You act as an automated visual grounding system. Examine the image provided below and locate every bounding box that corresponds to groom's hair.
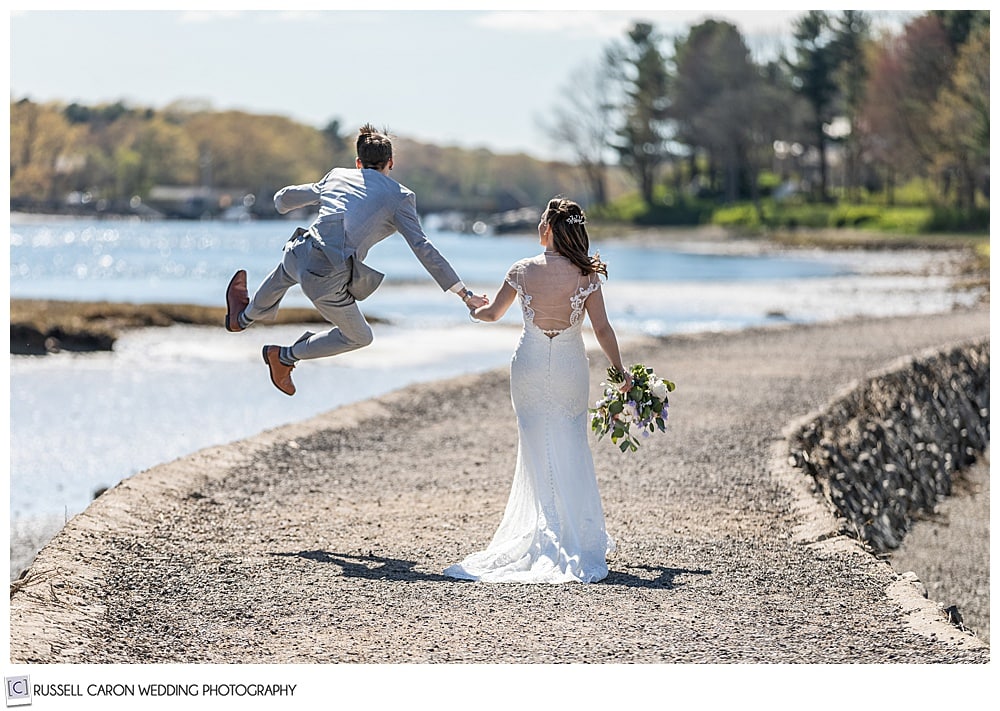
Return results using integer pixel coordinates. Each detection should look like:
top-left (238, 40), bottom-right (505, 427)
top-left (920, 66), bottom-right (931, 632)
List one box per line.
top-left (357, 124), bottom-right (393, 170)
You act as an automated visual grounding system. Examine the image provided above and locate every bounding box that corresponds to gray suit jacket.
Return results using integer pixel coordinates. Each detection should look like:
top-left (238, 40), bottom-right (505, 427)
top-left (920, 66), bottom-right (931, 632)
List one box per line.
top-left (273, 168), bottom-right (462, 296)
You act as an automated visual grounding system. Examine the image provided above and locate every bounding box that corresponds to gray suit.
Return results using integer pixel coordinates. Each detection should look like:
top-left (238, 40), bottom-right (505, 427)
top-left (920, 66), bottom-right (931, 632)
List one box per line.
top-left (244, 167), bottom-right (464, 361)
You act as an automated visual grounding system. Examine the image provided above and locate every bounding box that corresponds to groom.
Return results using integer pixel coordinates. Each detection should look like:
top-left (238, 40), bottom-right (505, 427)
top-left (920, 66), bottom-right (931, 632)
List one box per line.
top-left (225, 123), bottom-right (487, 396)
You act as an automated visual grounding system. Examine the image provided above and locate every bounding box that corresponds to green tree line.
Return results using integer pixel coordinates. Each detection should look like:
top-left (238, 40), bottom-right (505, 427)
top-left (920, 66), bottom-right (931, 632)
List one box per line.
top-left (542, 9), bottom-right (989, 230)
top-left (9, 99), bottom-right (591, 219)
top-left (10, 10), bottom-right (988, 231)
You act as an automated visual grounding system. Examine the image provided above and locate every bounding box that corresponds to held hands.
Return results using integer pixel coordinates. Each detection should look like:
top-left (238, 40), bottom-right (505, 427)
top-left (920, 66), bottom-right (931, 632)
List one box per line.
top-left (465, 294), bottom-right (489, 310)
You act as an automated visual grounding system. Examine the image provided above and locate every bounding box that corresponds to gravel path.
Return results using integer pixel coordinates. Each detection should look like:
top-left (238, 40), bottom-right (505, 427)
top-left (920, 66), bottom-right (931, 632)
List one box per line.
top-left (9, 308), bottom-right (989, 663)
top-left (890, 448), bottom-right (990, 643)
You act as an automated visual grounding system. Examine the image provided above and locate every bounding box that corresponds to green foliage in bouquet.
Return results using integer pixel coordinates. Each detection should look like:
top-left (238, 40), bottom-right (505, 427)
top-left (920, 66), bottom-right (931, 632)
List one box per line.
top-left (589, 364), bottom-right (675, 453)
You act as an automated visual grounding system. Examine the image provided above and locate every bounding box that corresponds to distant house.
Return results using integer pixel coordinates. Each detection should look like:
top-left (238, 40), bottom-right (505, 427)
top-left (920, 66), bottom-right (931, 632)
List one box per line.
top-left (145, 186), bottom-right (253, 220)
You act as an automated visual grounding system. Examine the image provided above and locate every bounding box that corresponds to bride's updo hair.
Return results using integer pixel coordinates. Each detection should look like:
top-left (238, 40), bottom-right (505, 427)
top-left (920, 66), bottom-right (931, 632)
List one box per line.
top-left (544, 197), bottom-right (608, 278)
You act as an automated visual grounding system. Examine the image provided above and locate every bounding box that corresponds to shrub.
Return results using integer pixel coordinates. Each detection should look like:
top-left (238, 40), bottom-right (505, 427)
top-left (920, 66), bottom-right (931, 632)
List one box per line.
top-left (712, 204), bottom-right (761, 228)
top-left (927, 207), bottom-right (990, 232)
top-left (892, 178), bottom-right (936, 206)
top-left (635, 203), bottom-right (713, 226)
top-left (829, 205), bottom-right (881, 228)
top-left (874, 207), bottom-right (933, 233)
top-left (775, 204), bottom-right (831, 228)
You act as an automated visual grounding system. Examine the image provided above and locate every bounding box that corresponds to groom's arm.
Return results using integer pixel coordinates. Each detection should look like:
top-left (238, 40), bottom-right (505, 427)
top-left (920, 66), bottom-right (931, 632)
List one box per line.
top-left (273, 170), bottom-right (335, 214)
top-left (273, 182), bottom-right (321, 214)
top-left (393, 192), bottom-right (464, 292)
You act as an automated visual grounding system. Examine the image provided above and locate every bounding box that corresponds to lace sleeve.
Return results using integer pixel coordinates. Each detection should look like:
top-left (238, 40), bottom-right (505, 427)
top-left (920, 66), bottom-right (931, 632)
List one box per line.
top-left (569, 273), bottom-right (602, 326)
top-left (505, 261), bottom-right (527, 293)
top-left (581, 272), bottom-right (603, 300)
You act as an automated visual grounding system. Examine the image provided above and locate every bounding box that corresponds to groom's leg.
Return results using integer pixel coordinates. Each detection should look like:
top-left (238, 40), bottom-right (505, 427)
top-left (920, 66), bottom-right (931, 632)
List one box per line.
top-left (244, 258), bottom-right (299, 324)
top-left (289, 300), bottom-right (374, 360)
top-left (263, 299), bottom-right (371, 396)
top-left (280, 258), bottom-right (374, 361)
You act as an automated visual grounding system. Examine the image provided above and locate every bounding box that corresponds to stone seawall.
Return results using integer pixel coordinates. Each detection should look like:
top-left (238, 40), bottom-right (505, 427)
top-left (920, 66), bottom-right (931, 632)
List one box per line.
top-left (789, 339), bottom-right (990, 553)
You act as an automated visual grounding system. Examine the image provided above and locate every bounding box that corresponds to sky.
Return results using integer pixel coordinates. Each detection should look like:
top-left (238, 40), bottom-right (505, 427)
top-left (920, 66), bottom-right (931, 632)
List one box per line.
top-left (9, 6), bottom-right (921, 161)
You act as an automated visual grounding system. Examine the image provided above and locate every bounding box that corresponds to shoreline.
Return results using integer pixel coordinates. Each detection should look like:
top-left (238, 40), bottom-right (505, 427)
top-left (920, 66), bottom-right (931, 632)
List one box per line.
top-left (8, 299), bottom-right (390, 355)
top-left (10, 308), bottom-right (989, 663)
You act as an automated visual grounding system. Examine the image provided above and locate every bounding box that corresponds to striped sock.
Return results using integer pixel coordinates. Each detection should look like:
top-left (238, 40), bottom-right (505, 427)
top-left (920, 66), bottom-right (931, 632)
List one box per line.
top-left (280, 332), bottom-right (312, 366)
top-left (237, 310), bottom-right (253, 329)
top-left (279, 346), bottom-right (298, 366)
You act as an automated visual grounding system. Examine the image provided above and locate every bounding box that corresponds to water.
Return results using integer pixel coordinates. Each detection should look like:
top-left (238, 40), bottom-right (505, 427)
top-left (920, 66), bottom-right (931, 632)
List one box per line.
top-left (10, 216), bottom-right (847, 321)
top-left (8, 215), bottom-right (982, 528)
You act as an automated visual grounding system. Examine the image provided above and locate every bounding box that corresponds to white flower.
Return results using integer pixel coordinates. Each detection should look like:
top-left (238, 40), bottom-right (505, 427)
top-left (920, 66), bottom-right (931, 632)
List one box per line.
top-left (650, 378), bottom-right (668, 400)
top-left (624, 402), bottom-right (640, 424)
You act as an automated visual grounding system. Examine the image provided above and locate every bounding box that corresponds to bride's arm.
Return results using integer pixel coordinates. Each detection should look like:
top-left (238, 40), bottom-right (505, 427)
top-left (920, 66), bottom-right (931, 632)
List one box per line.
top-left (584, 287), bottom-right (632, 390)
top-left (470, 282), bottom-right (517, 322)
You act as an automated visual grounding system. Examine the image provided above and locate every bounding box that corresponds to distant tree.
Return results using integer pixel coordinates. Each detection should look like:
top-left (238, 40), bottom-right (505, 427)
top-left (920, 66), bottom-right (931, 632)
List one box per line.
top-left (539, 58), bottom-right (617, 206)
top-left (931, 9), bottom-right (990, 53)
top-left (786, 11), bottom-right (841, 201)
top-left (861, 14), bottom-right (956, 204)
top-left (10, 99), bottom-right (85, 202)
top-left (607, 22), bottom-right (672, 207)
top-left (132, 119), bottom-right (200, 193)
top-left (63, 102), bottom-right (93, 125)
top-left (183, 110), bottom-right (330, 200)
top-left (930, 23), bottom-right (989, 209)
top-left (322, 118), bottom-right (352, 165)
top-left (829, 10), bottom-right (872, 200)
top-left (98, 101), bottom-right (132, 124)
top-left (9, 97), bottom-right (600, 218)
top-left (742, 62), bottom-right (806, 217)
top-left (671, 20), bottom-right (760, 203)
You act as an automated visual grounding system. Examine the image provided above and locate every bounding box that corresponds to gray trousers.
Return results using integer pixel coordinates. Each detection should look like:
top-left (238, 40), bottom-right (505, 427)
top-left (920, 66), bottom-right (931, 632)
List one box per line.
top-left (244, 234), bottom-right (373, 360)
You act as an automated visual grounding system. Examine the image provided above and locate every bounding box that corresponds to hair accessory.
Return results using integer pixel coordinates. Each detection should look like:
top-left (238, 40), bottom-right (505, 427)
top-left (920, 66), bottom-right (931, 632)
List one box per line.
top-left (565, 214), bottom-right (586, 225)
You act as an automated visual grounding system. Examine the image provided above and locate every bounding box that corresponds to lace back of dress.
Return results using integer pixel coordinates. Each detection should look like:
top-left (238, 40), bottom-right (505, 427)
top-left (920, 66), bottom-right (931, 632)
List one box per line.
top-left (507, 256), bottom-right (601, 338)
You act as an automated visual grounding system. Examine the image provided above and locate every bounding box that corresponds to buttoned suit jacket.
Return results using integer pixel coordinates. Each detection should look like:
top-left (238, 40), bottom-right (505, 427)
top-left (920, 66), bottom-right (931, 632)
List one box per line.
top-left (273, 167), bottom-right (461, 300)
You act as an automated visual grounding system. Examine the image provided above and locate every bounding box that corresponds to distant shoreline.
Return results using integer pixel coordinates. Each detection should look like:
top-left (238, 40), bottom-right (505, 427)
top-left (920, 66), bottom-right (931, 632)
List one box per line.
top-left (8, 299), bottom-right (387, 355)
top-left (12, 209), bottom-right (988, 248)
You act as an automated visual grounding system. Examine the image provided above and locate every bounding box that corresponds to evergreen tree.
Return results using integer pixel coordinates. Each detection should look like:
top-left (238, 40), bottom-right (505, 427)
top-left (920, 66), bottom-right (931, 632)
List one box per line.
top-left (786, 11), bottom-right (840, 202)
top-left (607, 22), bottom-right (672, 207)
top-left (672, 20), bottom-right (759, 203)
top-left (830, 10), bottom-right (871, 200)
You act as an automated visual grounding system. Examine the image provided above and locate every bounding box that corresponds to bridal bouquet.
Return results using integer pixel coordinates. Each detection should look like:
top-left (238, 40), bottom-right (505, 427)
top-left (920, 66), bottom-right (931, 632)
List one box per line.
top-left (590, 364), bottom-right (675, 453)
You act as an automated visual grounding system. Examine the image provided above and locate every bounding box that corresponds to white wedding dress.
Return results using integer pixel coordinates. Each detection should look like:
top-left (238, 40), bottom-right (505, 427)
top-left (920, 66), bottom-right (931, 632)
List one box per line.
top-left (444, 253), bottom-right (615, 583)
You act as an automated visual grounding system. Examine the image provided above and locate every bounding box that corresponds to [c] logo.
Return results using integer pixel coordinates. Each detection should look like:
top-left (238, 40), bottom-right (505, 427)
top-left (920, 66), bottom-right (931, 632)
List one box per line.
top-left (5, 677), bottom-right (31, 707)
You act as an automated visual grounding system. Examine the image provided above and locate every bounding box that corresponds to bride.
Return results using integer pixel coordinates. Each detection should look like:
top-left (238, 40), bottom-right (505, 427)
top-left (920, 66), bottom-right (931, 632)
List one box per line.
top-left (444, 197), bottom-right (632, 584)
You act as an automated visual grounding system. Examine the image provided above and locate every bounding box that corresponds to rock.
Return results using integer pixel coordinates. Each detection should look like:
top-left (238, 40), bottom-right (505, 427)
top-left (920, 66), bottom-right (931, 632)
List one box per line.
top-left (900, 571), bottom-right (928, 598)
top-left (789, 341), bottom-right (989, 554)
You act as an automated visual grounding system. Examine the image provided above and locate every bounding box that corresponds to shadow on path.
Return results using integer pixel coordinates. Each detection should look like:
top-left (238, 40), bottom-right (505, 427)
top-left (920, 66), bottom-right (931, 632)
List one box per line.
top-left (273, 550), bottom-right (709, 589)
top-left (604, 564), bottom-right (711, 589)
top-left (272, 550), bottom-right (453, 582)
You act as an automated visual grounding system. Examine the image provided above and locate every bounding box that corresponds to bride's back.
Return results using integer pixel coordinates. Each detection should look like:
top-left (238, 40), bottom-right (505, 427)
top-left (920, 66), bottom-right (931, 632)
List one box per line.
top-left (506, 253), bottom-right (601, 335)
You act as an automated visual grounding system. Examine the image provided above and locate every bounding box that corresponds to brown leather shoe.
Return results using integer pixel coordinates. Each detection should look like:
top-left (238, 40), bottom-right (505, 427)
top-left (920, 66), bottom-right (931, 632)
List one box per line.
top-left (225, 269), bottom-right (250, 332)
top-left (262, 345), bottom-right (295, 396)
